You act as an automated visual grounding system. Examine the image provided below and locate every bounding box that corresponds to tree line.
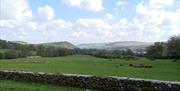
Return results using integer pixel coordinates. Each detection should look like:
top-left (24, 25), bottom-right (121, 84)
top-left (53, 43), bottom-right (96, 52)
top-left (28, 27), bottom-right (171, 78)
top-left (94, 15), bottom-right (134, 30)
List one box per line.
top-left (0, 35), bottom-right (179, 60)
top-left (0, 39), bottom-right (134, 59)
top-left (146, 35), bottom-right (180, 61)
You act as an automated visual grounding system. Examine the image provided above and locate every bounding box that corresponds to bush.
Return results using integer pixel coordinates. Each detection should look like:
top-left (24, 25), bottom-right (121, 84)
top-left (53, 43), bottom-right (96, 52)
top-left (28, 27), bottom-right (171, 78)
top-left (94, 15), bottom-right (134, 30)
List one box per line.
top-left (0, 52), bottom-right (4, 59)
top-left (4, 50), bottom-right (19, 59)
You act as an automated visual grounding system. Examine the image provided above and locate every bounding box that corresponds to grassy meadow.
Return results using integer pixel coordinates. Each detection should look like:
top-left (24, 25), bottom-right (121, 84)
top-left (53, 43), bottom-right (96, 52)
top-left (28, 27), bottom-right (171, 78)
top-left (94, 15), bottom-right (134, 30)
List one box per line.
top-left (0, 79), bottom-right (90, 91)
top-left (0, 55), bottom-right (180, 81)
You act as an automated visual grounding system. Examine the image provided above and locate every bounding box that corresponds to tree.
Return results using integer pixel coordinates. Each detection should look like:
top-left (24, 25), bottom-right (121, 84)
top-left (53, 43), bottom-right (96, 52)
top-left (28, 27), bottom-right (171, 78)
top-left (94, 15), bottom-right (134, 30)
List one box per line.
top-left (146, 42), bottom-right (165, 60)
top-left (37, 45), bottom-right (46, 56)
top-left (167, 35), bottom-right (180, 60)
top-left (126, 49), bottom-right (134, 56)
top-left (4, 50), bottom-right (18, 59)
top-left (0, 52), bottom-right (4, 59)
top-left (0, 40), bottom-right (7, 48)
top-left (124, 49), bottom-right (134, 60)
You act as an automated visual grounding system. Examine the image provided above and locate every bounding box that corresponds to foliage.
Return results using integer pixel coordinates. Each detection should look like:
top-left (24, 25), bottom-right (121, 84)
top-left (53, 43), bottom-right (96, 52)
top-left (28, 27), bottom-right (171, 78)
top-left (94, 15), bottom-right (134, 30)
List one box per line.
top-left (1, 35), bottom-right (179, 60)
top-left (146, 35), bottom-right (180, 60)
top-left (75, 48), bottom-right (135, 59)
top-left (4, 50), bottom-right (19, 59)
top-left (167, 35), bottom-right (180, 60)
top-left (0, 52), bottom-right (4, 59)
top-left (146, 42), bottom-right (165, 60)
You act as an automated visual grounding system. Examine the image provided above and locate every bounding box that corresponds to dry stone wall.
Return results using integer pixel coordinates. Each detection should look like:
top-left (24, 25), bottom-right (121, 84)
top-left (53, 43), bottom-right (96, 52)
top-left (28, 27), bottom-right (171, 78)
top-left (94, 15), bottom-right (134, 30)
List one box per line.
top-left (0, 70), bottom-right (180, 91)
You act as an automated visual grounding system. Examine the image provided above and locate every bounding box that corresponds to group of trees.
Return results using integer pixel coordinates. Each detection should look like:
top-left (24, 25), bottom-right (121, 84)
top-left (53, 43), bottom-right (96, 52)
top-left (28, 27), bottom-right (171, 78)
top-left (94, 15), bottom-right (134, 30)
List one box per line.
top-left (0, 39), bottom-right (136, 59)
top-left (36, 47), bottom-right (135, 59)
top-left (146, 35), bottom-right (180, 60)
top-left (0, 40), bottom-right (36, 51)
top-left (36, 46), bottom-right (73, 57)
top-left (0, 39), bottom-right (135, 59)
top-left (1, 35), bottom-right (179, 60)
top-left (74, 49), bottom-right (134, 59)
top-left (0, 40), bottom-right (38, 59)
top-left (0, 49), bottom-right (37, 59)
top-left (0, 40), bottom-right (74, 59)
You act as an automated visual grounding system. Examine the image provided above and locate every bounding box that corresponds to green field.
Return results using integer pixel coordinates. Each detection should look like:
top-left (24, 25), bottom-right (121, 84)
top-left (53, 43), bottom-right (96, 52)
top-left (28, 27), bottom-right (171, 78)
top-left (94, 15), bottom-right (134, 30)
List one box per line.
top-left (0, 80), bottom-right (88, 91)
top-left (0, 55), bottom-right (180, 81)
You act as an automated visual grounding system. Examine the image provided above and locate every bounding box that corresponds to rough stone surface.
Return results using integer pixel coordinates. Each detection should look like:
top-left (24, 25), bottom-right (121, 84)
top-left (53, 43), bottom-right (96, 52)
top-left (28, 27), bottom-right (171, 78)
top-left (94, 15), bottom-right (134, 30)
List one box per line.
top-left (0, 70), bottom-right (180, 91)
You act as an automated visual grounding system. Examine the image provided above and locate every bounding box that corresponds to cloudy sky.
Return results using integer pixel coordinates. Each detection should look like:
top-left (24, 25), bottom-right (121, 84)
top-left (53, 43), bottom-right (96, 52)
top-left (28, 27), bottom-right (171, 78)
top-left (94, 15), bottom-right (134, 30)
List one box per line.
top-left (0, 0), bottom-right (179, 44)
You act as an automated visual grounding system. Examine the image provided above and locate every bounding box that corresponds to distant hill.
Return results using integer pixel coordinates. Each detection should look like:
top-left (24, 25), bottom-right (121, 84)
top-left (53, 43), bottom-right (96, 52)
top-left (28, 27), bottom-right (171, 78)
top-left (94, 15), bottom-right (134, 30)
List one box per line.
top-left (12, 41), bottom-right (28, 45)
top-left (40, 41), bottom-right (77, 49)
top-left (78, 43), bottom-right (106, 49)
top-left (0, 39), bottom-right (77, 49)
top-left (77, 41), bottom-right (153, 52)
top-left (1, 39), bottom-right (152, 51)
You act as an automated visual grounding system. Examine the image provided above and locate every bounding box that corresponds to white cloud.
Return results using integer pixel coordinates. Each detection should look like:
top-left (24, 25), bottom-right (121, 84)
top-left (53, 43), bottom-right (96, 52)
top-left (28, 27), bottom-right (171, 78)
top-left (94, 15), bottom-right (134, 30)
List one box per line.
top-left (0, 0), bottom-right (34, 30)
top-left (69, 0), bottom-right (179, 42)
top-left (104, 13), bottom-right (114, 22)
top-left (21, 31), bottom-right (27, 36)
top-left (38, 5), bottom-right (54, 21)
top-left (62, 0), bottom-right (104, 11)
top-left (75, 18), bottom-right (111, 31)
top-left (118, 31), bottom-right (128, 36)
top-left (0, 20), bottom-right (16, 28)
top-left (0, 19), bottom-right (39, 31)
top-left (40, 19), bottom-right (73, 31)
top-left (25, 21), bottom-right (38, 30)
top-left (130, 0), bottom-right (179, 41)
top-left (42, 30), bottom-right (58, 39)
top-left (115, 0), bottom-right (127, 11)
top-left (1, 0), bottom-right (179, 43)
top-left (70, 31), bottom-right (88, 38)
top-left (150, 0), bottom-right (174, 6)
top-left (0, 0), bottom-right (32, 21)
top-left (68, 18), bottom-right (117, 42)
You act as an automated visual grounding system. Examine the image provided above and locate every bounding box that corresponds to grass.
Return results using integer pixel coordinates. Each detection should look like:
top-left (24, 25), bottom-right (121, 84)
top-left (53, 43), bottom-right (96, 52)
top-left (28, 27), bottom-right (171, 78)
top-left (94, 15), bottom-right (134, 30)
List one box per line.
top-left (0, 55), bottom-right (180, 81)
top-left (0, 79), bottom-right (88, 91)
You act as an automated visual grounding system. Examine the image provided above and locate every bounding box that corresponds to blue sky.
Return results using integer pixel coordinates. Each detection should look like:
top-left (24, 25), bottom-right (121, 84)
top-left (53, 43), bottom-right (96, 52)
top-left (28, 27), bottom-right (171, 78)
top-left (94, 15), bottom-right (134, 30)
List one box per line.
top-left (0, 0), bottom-right (179, 44)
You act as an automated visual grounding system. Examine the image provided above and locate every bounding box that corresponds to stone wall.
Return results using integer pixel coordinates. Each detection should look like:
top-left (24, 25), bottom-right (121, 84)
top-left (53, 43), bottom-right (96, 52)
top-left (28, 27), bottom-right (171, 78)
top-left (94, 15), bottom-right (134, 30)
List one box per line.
top-left (0, 70), bottom-right (180, 91)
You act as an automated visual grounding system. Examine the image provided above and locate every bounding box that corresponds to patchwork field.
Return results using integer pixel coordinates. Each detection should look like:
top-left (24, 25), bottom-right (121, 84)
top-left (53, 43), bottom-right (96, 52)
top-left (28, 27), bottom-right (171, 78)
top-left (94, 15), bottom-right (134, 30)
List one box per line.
top-left (0, 55), bottom-right (180, 81)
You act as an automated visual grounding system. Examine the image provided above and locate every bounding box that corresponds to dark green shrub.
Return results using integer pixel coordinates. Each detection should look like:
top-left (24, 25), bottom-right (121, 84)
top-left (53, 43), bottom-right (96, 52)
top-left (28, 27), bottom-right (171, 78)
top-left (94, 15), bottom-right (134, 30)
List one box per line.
top-left (4, 50), bottom-right (18, 59)
top-left (0, 52), bottom-right (4, 59)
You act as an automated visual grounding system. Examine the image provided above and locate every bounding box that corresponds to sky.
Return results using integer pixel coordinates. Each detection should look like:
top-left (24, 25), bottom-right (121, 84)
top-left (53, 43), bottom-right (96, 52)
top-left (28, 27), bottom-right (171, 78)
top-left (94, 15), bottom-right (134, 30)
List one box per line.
top-left (0, 0), bottom-right (179, 44)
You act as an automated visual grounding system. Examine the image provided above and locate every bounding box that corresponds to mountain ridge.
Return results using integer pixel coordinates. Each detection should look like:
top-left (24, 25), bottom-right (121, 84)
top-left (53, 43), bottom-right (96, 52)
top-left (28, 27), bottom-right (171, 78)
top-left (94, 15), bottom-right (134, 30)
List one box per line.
top-left (1, 39), bottom-right (153, 50)
top-left (6, 40), bottom-right (77, 49)
top-left (77, 41), bottom-right (154, 52)
top-left (40, 41), bottom-right (77, 49)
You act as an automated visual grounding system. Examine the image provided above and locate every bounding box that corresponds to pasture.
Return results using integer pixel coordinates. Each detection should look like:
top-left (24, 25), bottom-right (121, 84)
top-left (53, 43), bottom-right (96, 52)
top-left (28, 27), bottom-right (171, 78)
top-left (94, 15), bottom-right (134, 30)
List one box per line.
top-left (0, 55), bottom-right (180, 81)
top-left (0, 80), bottom-right (88, 91)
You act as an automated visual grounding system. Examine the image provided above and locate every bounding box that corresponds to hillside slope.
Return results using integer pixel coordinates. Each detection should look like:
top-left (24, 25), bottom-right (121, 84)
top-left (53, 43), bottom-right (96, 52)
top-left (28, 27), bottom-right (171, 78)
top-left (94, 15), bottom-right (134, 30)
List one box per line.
top-left (77, 41), bottom-right (153, 51)
top-left (40, 41), bottom-right (77, 49)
